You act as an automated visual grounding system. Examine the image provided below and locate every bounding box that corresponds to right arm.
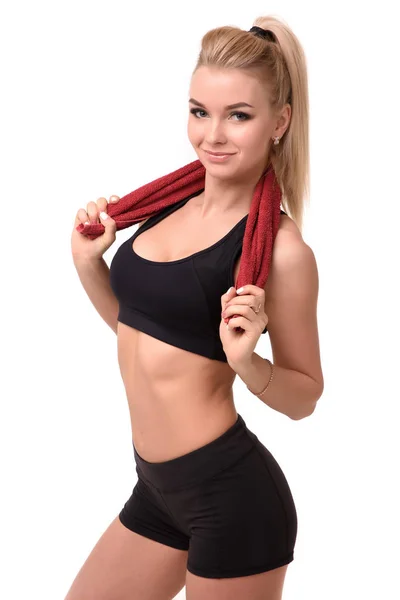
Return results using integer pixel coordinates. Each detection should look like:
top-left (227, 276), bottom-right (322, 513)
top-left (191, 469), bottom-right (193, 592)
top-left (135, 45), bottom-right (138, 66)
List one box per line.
top-left (73, 256), bottom-right (119, 334)
top-left (71, 194), bottom-right (149, 335)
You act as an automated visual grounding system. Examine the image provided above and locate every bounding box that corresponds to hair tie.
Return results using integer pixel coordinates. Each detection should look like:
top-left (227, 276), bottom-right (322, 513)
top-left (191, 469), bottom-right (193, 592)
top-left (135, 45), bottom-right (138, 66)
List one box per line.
top-left (248, 26), bottom-right (277, 43)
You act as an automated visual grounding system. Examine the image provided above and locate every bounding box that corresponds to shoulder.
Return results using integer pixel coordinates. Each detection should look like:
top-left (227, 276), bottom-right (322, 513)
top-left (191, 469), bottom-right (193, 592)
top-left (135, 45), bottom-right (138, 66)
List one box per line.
top-left (265, 212), bottom-right (319, 315)
top-left (271, 213), bottom-right (308, 268)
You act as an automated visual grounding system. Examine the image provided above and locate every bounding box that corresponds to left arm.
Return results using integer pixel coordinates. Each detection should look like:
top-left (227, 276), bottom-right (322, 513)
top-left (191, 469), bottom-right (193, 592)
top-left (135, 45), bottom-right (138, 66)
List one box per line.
top-left (233, 354), bottom-right (323, 420)
top-left (232, 229), bottom-right (324, 420)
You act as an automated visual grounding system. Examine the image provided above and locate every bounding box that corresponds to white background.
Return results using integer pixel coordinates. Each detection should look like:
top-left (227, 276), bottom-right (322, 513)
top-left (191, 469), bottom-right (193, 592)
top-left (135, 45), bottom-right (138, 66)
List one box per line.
top-left (1, 1), bottom-right (399, 598)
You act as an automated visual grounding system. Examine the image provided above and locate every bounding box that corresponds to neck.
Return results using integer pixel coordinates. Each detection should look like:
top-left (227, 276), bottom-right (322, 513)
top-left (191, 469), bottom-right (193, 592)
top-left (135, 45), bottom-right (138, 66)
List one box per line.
top-left (194, 161), bottom-right (270, 219)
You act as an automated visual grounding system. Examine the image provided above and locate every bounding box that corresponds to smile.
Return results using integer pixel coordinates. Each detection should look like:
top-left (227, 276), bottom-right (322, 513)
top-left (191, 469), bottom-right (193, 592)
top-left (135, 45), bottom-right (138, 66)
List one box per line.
top-left (204, 150), bottom-right (234, 162)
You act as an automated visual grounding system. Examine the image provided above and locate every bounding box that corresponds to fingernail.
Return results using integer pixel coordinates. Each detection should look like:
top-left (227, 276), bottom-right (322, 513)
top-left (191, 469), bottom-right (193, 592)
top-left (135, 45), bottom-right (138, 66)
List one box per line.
top-left (84, 221), bottom-right (90, 225)
top-left (100, 211), bottom-right (108, 219)
top-left (236, 287), bottom-right (244, 294)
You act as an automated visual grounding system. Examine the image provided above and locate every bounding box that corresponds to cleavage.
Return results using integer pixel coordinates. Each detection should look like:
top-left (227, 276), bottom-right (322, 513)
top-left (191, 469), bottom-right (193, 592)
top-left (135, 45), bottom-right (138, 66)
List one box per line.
top-left (131, 200), bottom-right (247, 263)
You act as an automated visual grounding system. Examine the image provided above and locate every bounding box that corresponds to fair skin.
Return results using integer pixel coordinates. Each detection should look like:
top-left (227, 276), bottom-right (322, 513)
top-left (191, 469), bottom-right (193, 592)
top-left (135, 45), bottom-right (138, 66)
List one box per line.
top-left (187, 65), bottom-right (291, 218)
top-left (66, 66), bottom-right (322, 599)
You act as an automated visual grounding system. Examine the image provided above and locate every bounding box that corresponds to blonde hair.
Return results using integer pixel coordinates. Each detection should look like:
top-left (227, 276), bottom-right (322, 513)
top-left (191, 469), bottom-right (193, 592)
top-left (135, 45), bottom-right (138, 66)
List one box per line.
top-left (192, 16), bottom-right (310, 233)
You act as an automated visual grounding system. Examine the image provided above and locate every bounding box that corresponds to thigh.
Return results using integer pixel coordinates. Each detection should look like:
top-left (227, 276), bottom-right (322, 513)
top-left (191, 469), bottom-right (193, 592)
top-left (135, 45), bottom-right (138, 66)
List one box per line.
top-left (186, 563), bottom-right (289, 600)
top-left (64, 516), bottom-right (188, 600)
top-left (64, 476), bottom-right (190, 600)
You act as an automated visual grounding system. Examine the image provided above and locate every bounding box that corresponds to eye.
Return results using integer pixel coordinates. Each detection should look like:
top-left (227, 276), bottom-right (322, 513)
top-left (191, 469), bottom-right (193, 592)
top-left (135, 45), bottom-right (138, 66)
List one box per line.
top-left (190, 108), bottom-right (207, 118)
top-left (230, 112), bottom-right (251, 122)
top-left (189, 108), bottom-right (251, 121)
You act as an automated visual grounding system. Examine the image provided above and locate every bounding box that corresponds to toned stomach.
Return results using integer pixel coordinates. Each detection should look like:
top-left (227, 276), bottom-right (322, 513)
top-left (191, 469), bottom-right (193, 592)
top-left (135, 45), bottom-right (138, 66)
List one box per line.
top-left (116, 321), bottom-right (238, 463)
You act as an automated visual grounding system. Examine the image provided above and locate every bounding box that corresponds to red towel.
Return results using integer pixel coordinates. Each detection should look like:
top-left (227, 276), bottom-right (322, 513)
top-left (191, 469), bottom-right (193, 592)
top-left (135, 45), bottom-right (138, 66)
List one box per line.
top-left (76, 158), bottom-right (283, 294)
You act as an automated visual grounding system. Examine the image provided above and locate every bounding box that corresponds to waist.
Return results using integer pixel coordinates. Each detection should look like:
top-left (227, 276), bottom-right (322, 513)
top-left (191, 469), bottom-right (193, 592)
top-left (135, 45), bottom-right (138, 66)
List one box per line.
top-left (117, 322), bottom-right (238, 460)
top-left (131, 398), bottom-right (238, 464)
top-left (133, 413), bottom-right (259, 491)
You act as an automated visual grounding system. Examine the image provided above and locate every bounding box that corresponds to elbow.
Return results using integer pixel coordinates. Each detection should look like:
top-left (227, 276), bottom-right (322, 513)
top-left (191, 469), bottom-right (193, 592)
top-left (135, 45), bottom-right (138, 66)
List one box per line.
top-left (290, 401), bottom-right (316, 421)
top-left (291, 381), bottom-right (324, 421)
top-left (291, 402), bottom-right (316, 421)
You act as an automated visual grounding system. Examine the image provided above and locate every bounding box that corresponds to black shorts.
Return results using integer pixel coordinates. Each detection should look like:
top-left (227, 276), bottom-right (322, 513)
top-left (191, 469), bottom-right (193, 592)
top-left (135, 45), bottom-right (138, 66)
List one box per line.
top-left (119, 413), bottom-right (297, 579)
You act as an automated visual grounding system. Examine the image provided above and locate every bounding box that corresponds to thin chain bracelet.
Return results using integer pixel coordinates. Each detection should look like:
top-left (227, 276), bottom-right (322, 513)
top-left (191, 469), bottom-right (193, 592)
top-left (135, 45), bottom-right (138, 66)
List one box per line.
top-left (247, 358), bottom-right (274, 397)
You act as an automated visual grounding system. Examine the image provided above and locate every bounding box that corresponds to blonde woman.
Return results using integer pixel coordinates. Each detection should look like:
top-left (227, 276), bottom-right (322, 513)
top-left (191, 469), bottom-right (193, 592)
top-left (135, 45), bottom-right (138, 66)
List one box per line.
top-left (68, 16), bottom-right (323, 600)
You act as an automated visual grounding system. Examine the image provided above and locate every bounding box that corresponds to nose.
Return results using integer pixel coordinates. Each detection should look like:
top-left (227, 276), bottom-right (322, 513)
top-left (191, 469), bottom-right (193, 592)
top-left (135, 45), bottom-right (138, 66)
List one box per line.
top-left (205, 119), bottom-right (227, 145)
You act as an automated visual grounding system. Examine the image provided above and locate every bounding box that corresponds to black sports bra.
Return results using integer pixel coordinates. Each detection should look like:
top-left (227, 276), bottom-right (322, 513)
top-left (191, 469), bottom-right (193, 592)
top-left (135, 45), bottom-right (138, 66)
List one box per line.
top-left (109, 188), bottom-right (286, 362)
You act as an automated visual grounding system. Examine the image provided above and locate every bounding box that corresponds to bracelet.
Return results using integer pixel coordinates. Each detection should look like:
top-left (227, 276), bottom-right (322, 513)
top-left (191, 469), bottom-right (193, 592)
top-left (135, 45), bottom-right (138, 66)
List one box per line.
top-left (246, 358), bottom-right (274, 398)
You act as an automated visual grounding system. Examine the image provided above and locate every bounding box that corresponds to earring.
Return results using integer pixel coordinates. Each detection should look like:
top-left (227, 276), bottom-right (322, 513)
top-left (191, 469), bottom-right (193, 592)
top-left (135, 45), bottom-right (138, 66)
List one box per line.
top-left (273, 136), bottom-right (280, 145)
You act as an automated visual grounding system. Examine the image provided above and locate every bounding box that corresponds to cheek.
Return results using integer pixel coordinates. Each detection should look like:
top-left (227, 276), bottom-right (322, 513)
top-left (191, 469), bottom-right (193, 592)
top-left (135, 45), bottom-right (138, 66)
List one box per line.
top-left (187, 119), bottom-right (202, 143)
top-left (240, 129), bottom-right (269, 159)
top-left (237, 123), bottom-right (263, 146)
top-left (187, 119), bottom-right (268, 157)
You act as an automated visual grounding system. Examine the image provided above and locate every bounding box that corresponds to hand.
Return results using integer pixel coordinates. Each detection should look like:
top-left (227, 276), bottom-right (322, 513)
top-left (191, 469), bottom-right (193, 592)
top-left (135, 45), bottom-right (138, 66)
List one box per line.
top-left (71, 195), bottom-right (120, 261)
top-left (219, 285), bottom-right (269, 369)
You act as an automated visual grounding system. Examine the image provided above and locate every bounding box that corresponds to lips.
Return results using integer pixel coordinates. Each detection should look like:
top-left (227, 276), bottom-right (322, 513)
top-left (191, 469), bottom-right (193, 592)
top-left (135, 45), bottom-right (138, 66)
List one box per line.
top-left (205, 150), bottom-right (234, 156)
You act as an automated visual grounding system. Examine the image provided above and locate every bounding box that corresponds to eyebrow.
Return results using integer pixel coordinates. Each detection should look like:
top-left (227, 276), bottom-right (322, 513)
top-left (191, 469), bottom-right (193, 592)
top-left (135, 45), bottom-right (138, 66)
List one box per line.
top-left (188, 98), bottom-right (255, 110)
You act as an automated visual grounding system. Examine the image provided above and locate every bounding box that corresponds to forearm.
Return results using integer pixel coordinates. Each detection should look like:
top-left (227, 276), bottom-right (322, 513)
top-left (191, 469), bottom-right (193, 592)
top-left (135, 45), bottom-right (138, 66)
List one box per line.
top-left (73, 257), bottom-right (119, 334)
top-left (232, 352), bottom-right (323, 420)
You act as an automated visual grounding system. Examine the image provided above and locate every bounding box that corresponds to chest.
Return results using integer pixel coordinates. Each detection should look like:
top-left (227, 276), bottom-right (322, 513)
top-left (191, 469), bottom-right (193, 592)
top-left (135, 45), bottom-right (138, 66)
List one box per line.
top-left (132, 204), bottom-right (247, 270)
top-left (110, 205), bottom-right (246, 361)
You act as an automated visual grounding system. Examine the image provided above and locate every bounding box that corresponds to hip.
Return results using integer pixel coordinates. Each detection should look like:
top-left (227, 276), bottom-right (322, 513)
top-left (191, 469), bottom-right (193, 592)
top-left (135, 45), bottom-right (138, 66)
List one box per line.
top-left (132, 413), bottom-right (298, 552)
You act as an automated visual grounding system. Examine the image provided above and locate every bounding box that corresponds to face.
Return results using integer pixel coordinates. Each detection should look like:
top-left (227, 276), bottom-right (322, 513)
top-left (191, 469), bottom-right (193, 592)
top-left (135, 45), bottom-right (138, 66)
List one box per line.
top-left (187, 66), bottom-right (280, 180)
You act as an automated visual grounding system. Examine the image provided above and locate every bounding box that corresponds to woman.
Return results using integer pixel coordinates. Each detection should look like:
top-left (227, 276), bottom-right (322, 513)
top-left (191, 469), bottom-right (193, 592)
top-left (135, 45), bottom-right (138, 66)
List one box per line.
top-left (68, 16), bottom-right (324, 600)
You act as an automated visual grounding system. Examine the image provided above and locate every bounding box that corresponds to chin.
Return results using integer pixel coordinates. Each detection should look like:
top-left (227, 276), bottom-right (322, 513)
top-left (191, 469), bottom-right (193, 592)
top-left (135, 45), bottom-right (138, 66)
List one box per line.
top-left (206, 168), bottom-right (243, 183)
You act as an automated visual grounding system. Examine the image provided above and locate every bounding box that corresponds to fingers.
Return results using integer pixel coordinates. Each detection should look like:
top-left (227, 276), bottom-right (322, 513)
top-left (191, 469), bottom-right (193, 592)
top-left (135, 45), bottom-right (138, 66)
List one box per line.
top-left (236, 284), bottom-right (265, 310)
top-left (96, 197), bottom-right (108, 214)
top-left (98, 209), bottom-right (117, 244)
top-left (98, 209), bottom-right (115, 227)
top-left (220, 286), bottom-right (237, 311)
top-left (236, 284), bottom-right (265, 299)
top-left (223, 303), bottom-right (259, 324)
top-left (95, 195), bottom-right (120, 212)
top-left (87, 200), bottom-right (101, 224)
top-left (74, 195), bottom-right (120, 228)
top-left (221, 284), bottom-right (267, 331)
top-left (222, 284), bottom-right (265, 310)
top-left (74, 207), bottom-right (90, 228)
top-left (224, 303), bottom-right (268, 333)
